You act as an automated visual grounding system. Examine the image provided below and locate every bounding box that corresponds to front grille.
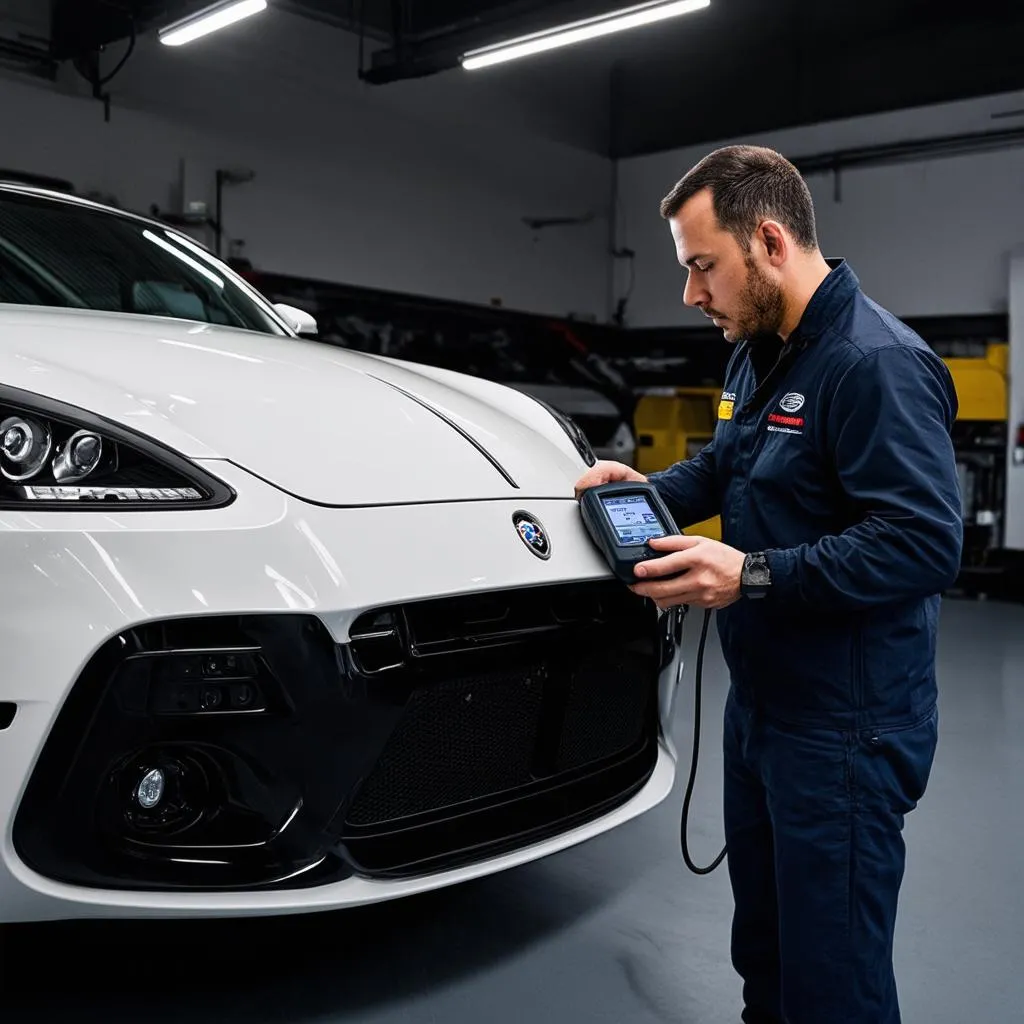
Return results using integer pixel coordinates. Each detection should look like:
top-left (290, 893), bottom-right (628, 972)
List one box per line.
top-left (15, 581), bottom-right (671, 891)
top-left (340, 583), bottom-right (661, 876)
top-left (555, 648), bottom-right (652, 770)
top-left (346, 667), bottom-right (546, 827)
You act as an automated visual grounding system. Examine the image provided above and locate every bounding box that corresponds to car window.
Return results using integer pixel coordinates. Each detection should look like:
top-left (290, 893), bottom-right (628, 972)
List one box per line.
top-left (0, 191), bottom-right (285, 335)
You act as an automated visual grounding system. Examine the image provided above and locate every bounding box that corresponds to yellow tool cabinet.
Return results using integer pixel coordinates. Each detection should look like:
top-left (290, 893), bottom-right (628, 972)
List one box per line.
top-left (633, 386), bottom-right (723, 540)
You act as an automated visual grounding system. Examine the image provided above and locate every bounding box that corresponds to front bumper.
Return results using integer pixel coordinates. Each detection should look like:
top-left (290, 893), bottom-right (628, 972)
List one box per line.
top-left (0, 462), bottom-right (682, 922)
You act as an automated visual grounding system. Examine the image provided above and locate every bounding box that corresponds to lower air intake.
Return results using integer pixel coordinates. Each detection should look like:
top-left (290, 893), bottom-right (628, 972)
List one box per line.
top-left (14, 581), bottom-right (671, 891)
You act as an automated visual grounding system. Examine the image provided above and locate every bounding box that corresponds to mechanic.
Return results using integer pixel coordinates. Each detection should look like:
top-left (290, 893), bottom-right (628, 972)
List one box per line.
top-left (575, 145), bottom-right (963, 1024)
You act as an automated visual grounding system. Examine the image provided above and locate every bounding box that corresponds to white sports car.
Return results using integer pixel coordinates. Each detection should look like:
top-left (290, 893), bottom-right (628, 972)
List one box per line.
top-left (0, 184), bottom-right (682, 923)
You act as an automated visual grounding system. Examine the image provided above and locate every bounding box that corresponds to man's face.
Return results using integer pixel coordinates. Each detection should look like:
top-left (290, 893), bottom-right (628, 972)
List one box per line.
top-left (669, 189), bottom-right (785, 343)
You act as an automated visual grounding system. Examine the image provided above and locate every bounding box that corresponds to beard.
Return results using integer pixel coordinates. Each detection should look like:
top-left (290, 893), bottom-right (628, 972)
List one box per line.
top-left (716, 256), bottom-right (786, 344)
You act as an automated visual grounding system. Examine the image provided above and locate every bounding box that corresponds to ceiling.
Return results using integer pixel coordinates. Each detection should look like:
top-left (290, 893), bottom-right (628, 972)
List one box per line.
top-left (17, 1), bottom-right (1024, 157)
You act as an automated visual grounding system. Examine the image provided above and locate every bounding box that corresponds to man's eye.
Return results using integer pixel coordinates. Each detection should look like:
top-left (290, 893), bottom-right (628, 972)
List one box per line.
top-left (696, 262), bottom-right (713, 273)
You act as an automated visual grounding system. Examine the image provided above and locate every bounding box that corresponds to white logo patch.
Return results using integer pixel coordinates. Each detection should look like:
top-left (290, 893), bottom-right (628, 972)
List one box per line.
top-left (779, 392), bottom-right (805, 413)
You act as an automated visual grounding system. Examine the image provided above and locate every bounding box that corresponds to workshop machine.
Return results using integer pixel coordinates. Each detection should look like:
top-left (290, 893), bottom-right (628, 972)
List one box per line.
top-left (633, 385), bottom-right (722, 541)
top-left (943, 343), bottom-right (1008, 589)
top-left (630, 338), bottom-right (1020, 598)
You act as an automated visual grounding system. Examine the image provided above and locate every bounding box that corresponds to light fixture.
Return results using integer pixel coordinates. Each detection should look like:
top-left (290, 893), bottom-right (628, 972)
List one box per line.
top-left (159, 0), bottom-right (268, 48)
top-left (461, 0), bottom-right (710, 70)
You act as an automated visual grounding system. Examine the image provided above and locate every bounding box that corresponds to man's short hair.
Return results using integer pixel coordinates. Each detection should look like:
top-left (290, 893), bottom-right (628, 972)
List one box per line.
top-left (660, 145), bottom-right (818, 253)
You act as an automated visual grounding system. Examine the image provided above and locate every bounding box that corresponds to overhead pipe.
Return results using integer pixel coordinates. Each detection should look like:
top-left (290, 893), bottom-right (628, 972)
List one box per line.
top-left (790, 126), bottom-right (1024, 201)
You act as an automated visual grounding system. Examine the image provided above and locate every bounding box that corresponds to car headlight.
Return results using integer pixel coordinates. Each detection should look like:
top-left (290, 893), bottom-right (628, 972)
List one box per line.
top-left (529, 398), bottom-right (596, 466)
top-left (0, 385), bottom-right (233, 510)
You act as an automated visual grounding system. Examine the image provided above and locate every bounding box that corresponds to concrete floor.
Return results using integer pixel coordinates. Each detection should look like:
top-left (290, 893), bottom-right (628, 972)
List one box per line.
top-left (2, 596), bottom-right (1022, 1022)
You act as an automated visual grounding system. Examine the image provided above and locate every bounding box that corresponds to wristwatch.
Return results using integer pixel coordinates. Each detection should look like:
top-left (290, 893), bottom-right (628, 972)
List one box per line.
top-left (741, 552), bottom-right (771, 599)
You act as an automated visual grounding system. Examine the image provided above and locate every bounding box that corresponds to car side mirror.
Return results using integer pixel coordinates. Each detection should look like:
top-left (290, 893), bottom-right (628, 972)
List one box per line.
top-left (274, 303), bottom-right (319, 338)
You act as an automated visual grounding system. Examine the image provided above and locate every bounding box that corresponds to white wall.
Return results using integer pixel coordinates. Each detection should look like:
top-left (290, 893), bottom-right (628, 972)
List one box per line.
top-left (615, 91), bottom-right (1024, 328)
top-left (0, 5), bottom-right (613, 320)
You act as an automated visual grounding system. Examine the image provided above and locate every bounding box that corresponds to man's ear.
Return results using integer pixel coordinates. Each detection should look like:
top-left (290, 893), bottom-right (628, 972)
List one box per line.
top-left (759, 220), bottom-right (788, 266)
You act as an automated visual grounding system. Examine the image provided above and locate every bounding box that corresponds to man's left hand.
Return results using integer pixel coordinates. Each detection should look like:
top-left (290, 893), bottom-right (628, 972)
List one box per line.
top-left (630, 535), bottom-right (746, 610)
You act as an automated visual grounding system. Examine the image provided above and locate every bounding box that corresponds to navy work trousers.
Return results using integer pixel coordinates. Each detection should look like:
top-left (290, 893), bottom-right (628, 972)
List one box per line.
top-left (722, 688), bottom-right (938, 1024)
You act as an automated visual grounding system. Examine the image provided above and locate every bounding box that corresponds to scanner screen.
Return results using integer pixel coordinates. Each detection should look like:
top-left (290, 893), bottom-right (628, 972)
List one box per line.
top-left (601, 494), bottom-right (667, 546)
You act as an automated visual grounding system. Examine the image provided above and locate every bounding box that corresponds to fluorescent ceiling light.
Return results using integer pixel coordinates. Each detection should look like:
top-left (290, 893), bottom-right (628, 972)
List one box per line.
top-left (159, 0), bottom-right (268, 47)
top-left (461, 0), bottom-right (710, 70)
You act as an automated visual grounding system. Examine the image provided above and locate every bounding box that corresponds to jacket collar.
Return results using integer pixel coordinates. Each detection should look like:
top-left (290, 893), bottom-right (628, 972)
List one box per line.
top-left (789, 257), bottom-right (859, 347)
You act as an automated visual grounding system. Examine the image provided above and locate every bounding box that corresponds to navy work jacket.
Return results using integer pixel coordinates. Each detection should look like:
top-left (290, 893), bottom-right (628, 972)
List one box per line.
top-left (649, 260), bottom-right (963, 729)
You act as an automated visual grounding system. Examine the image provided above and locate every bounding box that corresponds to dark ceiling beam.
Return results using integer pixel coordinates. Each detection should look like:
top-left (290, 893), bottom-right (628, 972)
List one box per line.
top-left (274, 0), bottom-right (392, 41)
top-left (354, 0), bottom-right (634, 84)
top-left (609, 6), bottom-right (1024, 158)
top-left (48, 1), bottom-right (207, 60)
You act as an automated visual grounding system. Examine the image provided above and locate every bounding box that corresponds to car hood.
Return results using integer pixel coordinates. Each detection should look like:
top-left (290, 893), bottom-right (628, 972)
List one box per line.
top-left (0, 308), bottom-right (583, 505)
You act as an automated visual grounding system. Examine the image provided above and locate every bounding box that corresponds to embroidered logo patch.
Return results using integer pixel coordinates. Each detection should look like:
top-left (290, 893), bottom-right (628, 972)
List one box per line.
top-left (779, 392), bottom-right (805, 413)
top-left (718, 391), bottom-right (737, 421)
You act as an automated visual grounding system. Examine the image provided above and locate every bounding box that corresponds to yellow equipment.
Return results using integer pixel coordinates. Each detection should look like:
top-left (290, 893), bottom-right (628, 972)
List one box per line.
top-left (941, 343), bottom-right (1009, 576)
top-left (632, 344), bottom-right (1011, 553)
top-left (634, 386), bottom-right (723, 540)
top-left (942, 343), bottom-right (1007, 422)
top-left (632, 344), bottom-right (1009, 560)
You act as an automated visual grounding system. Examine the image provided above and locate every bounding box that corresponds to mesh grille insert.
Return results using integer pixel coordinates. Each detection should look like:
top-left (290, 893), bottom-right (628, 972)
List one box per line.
top-left (346, 666), bottom-right (546, 826)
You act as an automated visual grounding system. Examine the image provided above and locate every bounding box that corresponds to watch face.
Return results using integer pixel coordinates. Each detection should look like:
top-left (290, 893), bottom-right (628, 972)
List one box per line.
top-left (744, 557), bottom-right (770, 587)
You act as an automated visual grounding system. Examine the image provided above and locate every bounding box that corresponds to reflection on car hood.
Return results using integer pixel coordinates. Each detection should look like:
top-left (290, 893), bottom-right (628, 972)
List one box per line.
top-left (0, 308), bottom-right (584, 505)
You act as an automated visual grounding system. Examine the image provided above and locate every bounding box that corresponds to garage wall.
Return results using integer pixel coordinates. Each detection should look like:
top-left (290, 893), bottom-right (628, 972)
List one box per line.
top-left (0, 6), bottom-right (613, 320)
top-left (615, 91), bottom-right (1024, 328)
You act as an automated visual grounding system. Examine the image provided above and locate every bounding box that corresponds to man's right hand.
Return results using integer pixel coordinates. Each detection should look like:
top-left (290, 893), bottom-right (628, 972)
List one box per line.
top-left (574, 460), bottom-right (648, 500)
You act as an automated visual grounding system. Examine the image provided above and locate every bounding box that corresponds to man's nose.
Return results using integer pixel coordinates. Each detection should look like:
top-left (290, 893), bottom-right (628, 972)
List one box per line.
top-left (683, 274), bottom-right (708, 308)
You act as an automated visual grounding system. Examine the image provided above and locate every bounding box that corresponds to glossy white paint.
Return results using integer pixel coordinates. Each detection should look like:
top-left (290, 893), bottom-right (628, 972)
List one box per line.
top-left (0, 307), bottom-right (589, 504)
top-left (0, 461), bottom-right (682, 921)
top-left (0, 191), bottom-right (681, 921)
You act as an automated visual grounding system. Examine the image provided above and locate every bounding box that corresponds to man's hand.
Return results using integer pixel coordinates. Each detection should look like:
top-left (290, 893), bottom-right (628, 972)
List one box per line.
top-left (630, 535), bottom-right (746, 610)
top-left (574, 460), bottom-right (647, 499)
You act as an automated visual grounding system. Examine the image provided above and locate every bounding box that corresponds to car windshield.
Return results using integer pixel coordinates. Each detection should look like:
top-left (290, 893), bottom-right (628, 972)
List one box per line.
top-left (0, 190), bottom-right (285, 334)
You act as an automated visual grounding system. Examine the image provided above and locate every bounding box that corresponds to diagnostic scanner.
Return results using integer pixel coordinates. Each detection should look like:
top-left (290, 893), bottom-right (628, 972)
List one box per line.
top-left (579, 481), bottom-right (681, 584)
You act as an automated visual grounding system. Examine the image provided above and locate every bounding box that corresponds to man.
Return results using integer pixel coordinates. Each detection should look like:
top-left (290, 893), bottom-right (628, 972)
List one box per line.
top-left (576, 145), bottom-right (962, 1024)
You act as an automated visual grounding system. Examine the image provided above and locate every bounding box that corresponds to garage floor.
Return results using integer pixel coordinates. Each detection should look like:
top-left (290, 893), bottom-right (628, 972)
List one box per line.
top-left (2, 596), bottom-right (1021, 1023)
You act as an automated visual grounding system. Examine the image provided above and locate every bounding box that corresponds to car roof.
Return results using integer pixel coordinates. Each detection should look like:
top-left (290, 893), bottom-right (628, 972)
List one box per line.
top-left (0, 181), bottom-right (199, 242)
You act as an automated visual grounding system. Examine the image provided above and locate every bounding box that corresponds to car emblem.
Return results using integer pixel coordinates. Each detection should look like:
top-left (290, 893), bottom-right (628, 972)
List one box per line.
top-left (779, 392), bottom-right (805, 413)
top-left (512, 511), bottom-right (551, 560)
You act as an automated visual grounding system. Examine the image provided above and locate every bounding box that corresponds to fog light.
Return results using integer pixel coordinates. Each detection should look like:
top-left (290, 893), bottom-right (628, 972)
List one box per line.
top-left (119, 754), bottom-right (210, 836)
top-left (201, 686), bottom-right (224, 710)
top-left (136, 768), bottom-right (165, 810)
